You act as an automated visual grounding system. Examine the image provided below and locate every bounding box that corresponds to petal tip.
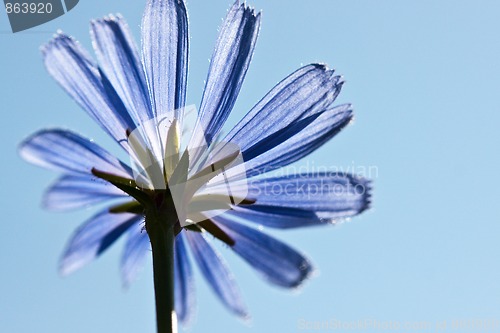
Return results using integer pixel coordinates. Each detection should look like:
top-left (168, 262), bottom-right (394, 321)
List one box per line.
top-left (40, 31), bottom-right (66, 55)
top-left (58, 259), bottom-right (77, 277)
top-left (290, 259), bottom-right (315, 289)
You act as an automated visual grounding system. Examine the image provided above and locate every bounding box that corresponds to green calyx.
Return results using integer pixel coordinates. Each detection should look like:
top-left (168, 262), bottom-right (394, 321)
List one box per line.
top-left (92, 122), bottom-right (256, 247)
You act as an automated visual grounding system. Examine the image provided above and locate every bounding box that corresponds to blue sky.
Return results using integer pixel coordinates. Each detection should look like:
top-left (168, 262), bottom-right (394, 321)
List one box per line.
top-left (1, 1), bottom-right (500, 332)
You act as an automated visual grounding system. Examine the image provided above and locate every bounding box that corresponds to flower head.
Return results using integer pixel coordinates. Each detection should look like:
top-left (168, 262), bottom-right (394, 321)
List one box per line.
top-left (19, 0), bottom-right (371, 325)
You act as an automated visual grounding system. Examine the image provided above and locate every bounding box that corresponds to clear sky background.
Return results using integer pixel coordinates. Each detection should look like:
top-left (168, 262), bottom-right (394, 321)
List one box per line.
top-left (1, 1), bottom-right (500, 332)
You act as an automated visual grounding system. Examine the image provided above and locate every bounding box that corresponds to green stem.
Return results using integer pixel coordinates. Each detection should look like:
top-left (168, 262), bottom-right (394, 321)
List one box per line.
top-left (146, 202), bottom-right (177, 333)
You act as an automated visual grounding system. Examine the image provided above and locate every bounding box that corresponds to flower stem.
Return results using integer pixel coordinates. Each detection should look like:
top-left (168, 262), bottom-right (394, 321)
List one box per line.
top-left (146, 200), bottom-right (177, 333)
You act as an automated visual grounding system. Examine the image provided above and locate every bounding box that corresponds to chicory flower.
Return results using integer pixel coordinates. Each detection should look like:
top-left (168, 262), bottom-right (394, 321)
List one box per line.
top-left (19, 0), bottom-right (371, 331)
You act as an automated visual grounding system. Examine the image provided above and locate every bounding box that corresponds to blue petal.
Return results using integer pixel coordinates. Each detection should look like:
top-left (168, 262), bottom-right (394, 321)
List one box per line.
top-left (205, 104), bottom-right (352, 184)
top-left (214, 217), bottom-right (313, 288)
top-left (90, 15), bottom-right (152, 128)
top-left (60, 210), bottom-right (141, 275)
top-left (120, 219), bottom-right (149, 287)
top-left (243, 104), bottom-right (353, 177)
top-left (248, 172), bottom-right (372, 218)
top-left (91, 15), bottom-right (165, 161)
top-left (241, 111), bottom-right (321, 161)
top-left (41, 34), bottom-right (136, 151)
top-left (220, 205), bottom-right (325, 229)
top-left (19, 129), bottom-right (133, 178)
top-left (185, 231), bottom-right (247, 317)
top-left (224, 64), bottom-right (342, 152)
top-left (201, 171), bottom-right (370, 226)
top-left (142, 0), bottom-right (188, 118)
top-left (174, 232), bottom-right (195, 324)
top-left (195, 1), bottom-right (261, 146)
top-left (43, 174), bottom-right (128, 211)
